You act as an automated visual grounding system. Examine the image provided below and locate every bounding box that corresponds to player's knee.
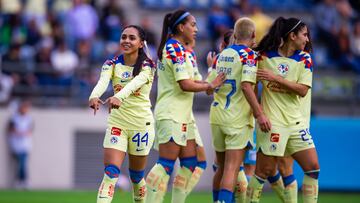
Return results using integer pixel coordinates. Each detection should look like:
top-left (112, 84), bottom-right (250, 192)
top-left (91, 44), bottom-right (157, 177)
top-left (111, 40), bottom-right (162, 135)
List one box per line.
top-left (197, 160), bottom-right (207, 170)
top-left (305, 169), bottom-right (320, 179)
top-left (267, 171), bottom-right (281, 184)
top-left (257, 164), bottom-right (277, 178)
top-left (180, 156), bottom-right (197, 172)
top-left (157, 157), bottom-right (176, 175)
top-left (129, 169), bottom-right (145, 184)
top-left (104, 165), bottom-right (120, 179)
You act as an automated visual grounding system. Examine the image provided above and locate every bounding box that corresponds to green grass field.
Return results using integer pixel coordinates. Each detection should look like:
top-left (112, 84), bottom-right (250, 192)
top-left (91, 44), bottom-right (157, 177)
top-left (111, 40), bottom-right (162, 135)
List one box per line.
top-left (0, 190), bottom-right (360, 203)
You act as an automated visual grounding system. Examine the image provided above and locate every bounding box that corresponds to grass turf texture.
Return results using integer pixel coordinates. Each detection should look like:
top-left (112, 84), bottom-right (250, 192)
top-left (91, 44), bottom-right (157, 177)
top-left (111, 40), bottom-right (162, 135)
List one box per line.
top-left (0, 190), bottom-right (360, 203)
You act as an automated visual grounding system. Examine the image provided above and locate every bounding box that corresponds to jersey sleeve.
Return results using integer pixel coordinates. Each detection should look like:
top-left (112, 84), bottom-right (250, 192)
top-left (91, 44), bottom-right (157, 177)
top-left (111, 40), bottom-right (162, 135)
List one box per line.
top-left (89, 60), bottom-right (113, 100)
top-left (165, 43), bottom-right (191, 81)
top-left (240, 51), bottom-right (257, 84)
top-left (297, 53), bottom-right (313, 88)
top-left (113, 61), bottom-right (155, 102)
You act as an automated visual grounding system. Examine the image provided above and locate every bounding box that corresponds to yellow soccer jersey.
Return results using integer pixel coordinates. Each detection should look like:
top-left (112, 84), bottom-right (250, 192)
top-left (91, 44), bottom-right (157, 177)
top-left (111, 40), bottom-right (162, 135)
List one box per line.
top-left (258, 50), bottom-right (313, 126)
top-left (154, 38), bottom-right (195, 123)
top-left (209, 44), bottom-right (257, 128)
top-left (186, 49), bottom-right (203, 81)
top-left (89, 55), bottom-right (155, 130)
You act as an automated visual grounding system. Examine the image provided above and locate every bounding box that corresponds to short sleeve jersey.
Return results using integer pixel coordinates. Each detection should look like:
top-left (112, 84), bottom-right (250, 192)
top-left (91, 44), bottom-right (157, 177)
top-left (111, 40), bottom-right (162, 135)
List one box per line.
top-left (209, 44), bottom-right (257, 128)
top-left (258, 50), bottom-right (313, 126)
top-left (89, 55), bottom-right (155, 130)
top-left (154, 38), bottom-right (195, 123)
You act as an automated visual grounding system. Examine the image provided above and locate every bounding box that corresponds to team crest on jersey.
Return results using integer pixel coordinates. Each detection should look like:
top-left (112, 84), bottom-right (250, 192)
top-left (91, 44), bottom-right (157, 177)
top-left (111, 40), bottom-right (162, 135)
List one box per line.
top-left (110, 136), bottom-right (118, 144)
top-left (122, 71), bottom-right (132, 79)
top-left (277, 63), bottom-right (289, 76)
top-left (246, 59), bottom-right (256, 67)
top-left (270, 144), bottom-right (277, 151)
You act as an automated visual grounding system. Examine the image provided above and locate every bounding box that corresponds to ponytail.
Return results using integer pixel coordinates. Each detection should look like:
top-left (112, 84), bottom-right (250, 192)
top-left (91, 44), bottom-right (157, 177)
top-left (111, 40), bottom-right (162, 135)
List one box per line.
top-left (157, 9), bottom-right (190, 60)
top-left (157, 13), bottom-right (172, 60)
top-left (255, 17), bottom-right (312, 53)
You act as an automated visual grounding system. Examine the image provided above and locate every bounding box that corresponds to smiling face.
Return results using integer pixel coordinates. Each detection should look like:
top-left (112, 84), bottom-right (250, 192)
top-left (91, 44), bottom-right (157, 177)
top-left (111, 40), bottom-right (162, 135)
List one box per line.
top-left (120, 27), bottom-right (143, 55)
top-left (178, 15), bottom-right (198, 43)
top-left (289, 26), bottom-right (309, 51)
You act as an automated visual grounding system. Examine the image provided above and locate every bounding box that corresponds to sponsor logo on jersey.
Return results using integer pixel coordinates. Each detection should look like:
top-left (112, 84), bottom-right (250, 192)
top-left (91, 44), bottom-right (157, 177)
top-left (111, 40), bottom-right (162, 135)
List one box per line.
top-left (270, 133), bottom-right (280, 142)
top-left (182, 123), bottom-right (187, 132)
top-left (111, 127), bottom-right (121, 136)
top-left (277, 63), bottom-right (289, 76)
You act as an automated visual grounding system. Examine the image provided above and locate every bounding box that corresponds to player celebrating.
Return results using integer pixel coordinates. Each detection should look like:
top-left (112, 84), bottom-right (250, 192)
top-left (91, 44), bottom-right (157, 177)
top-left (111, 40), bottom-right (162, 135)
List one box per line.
top-left (89, 25), bottom-right (155, 203)
top-left (145, 9), bottom-right (225, 203)
top-left (208, 17), bottom-right (271, 203)
top-left (246, 17), bottom-right (320, 203)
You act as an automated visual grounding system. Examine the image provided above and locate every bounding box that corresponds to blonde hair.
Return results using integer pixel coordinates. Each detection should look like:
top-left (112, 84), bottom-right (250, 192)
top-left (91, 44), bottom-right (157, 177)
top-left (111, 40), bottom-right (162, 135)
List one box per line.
top-left (233, 17), bottom-right (255, 41)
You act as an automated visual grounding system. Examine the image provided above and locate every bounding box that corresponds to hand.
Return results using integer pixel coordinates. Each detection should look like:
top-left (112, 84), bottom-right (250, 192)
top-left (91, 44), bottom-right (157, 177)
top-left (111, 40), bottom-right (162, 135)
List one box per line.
top-left (104, 97), bottom-right (122, 113)
top-left (256, 113), bottom-right (272, 132)
top-left (206, 51), bottom-right (216, 67)
top-left (257, 69), bottom-right (278, 82)
top-left (89, 98), bottom-right (104, 115)
top-left (209, 72), bottom-right (226, 90)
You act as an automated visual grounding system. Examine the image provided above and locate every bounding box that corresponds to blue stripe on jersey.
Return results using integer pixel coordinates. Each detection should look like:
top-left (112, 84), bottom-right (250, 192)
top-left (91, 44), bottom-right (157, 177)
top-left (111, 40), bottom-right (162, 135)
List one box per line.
top-left (227, 44), bottom-right (256, 66)
top-left (263, 50), bottom-right (313, 71)
top-left (114, 54), bottom-right (125, 65)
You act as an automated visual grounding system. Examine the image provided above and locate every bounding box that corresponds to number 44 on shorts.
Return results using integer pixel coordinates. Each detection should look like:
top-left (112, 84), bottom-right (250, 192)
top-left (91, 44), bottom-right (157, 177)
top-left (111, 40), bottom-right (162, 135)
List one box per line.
top-left (132, 132), bottom-right (149, 147)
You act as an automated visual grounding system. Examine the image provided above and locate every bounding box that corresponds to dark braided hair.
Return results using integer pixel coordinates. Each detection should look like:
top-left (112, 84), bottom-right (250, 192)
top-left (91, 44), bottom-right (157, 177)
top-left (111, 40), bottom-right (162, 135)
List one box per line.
top-left (255, 17), bottom-right (312, 53)
top-left (157, 9), bottom-right (190, 60)
top-left (123, 25), bottom-right (151, 76)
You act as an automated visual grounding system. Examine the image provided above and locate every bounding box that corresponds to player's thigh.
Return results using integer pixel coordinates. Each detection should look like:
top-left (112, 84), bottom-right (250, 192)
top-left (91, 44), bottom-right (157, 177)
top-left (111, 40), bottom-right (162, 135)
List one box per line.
top-left (128, 154), bottom-right (148, 171)
top-left (292, 148), bottom-right (320, 172)
top-left (254, 151), bottom-right (278, 178)
top-left (179, 139), bottom-right (197, 158)
top-left (103, 148), bottom-right (126, 168)
top-left (277, 156), bottom-right (294, 177)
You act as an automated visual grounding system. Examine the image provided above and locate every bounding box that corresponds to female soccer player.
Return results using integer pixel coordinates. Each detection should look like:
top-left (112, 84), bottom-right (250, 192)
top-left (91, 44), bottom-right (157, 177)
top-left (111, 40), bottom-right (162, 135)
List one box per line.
top-left (246, 17), bottom-right (320, 203)
top-left (89, 25), bottom-right (155, 203)
top-left (145, 9), bottom-right (225, 203)
top-left (208, 17), bottom-right (271, 203)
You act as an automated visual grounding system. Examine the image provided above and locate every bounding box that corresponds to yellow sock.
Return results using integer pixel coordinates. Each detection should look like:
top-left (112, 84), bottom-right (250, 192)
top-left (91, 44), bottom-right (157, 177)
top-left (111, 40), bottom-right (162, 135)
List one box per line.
top-left (268, 176), bottom-right (285, 202)
top-left (186, 166), bottom-right (204, 193)
top-left (284, 180), bottom-right (298, 203)
top-left (97, 173), bottom-right (118, 203)
top-left (171, 166), bottom-right (193, 203)
top-left (145, 164), bottom-right (170, 203)
top-left (132, 178), bottom-right (146, 203)
top-left (245, 175), bottom-right (265, 203)
top-left (302, 174), bottom-right (318, 203)
top-left (234, 169), bottom-right (248, 203)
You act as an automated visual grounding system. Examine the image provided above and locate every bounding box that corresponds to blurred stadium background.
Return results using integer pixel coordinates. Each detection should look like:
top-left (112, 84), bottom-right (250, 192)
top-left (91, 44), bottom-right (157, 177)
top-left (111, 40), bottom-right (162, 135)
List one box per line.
top-left (0, 0), bottom-right (360, 202)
